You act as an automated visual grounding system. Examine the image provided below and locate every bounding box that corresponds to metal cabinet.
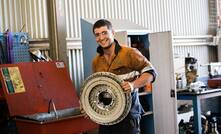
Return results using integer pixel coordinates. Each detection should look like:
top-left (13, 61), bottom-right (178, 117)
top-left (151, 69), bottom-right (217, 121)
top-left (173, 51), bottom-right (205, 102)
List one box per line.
top-left (81, 18), bottom-right (177, 134)
top-left (149, 31), bottom-right (178, 134)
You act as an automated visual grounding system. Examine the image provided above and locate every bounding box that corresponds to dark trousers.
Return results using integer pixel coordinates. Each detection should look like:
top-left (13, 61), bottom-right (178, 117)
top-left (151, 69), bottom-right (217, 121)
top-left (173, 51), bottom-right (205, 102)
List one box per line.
top-left (99, 114), bottom-right (141, 134)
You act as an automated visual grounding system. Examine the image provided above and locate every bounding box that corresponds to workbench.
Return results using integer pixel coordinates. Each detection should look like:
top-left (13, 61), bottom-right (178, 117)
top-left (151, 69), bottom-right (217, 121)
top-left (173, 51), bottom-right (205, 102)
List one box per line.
top-left (177, 88), bottom-right (221, 134)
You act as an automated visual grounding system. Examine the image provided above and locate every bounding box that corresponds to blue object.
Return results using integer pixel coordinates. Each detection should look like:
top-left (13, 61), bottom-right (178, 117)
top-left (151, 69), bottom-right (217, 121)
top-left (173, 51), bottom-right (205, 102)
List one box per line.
top-left (177, 89), bottom-right (221, 134)
top-left (0, 33), bottom-right (7, 63)
top-left (6, 32), bottom-right (31, 63)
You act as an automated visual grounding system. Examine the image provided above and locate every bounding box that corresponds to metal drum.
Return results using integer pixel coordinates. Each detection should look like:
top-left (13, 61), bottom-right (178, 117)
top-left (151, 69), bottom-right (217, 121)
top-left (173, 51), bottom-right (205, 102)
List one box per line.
top-left (80, 72), bottom-right (132, 125)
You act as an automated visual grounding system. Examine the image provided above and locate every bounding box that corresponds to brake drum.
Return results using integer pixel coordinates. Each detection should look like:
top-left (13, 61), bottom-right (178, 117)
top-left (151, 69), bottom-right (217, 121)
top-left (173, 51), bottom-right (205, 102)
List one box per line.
top-left (80, 72), bottom-right (132, 125)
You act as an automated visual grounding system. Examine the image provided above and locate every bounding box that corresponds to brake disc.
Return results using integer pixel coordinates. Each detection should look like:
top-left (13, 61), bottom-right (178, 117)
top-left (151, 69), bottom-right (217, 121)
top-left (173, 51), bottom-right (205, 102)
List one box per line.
top-left (80, 72), bottom-right (132, 125)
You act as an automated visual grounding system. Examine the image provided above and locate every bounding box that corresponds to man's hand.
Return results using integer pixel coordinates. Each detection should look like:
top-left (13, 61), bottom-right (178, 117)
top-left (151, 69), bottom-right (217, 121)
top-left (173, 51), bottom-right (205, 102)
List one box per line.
top-left (121, 81), bottom-right (134, 92)
top-left (121, 72), bottom-right (154, 93)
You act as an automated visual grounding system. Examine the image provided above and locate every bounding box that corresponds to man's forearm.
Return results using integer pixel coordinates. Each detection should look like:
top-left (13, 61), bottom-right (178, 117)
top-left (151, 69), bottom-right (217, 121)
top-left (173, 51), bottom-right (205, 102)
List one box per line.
top-left (132, 73), bottom-right (153, 89)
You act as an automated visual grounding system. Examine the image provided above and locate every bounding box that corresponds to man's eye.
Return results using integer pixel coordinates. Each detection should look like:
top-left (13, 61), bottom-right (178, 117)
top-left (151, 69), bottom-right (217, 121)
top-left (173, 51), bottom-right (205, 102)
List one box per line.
top-left (101, 31), bottom-right (108, 35)
top-left (94, 31), bottom-right (108, 37)
top-left (95, 33), bottom-right (100, 37)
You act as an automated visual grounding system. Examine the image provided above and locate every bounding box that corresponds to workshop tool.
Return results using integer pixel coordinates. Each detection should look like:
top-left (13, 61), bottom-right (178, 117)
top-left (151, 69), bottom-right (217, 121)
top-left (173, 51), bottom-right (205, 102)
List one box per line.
top-left (29, 49), bottom-right (48, 62)
top-left (185, 54), bottom-right (198, 86)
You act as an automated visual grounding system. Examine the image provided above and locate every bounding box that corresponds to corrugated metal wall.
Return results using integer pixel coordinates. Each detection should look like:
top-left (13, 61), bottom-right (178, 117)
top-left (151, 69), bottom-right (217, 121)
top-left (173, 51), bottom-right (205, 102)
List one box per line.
top-left (0, 0), bottom-right (210, 39)
top-left (0, 0), bottom-right (215, 42)
top-left (0, 0), bottom-right (48, 39)
top-left (0, 0), bottom-right (218, 89)
top-left (67, 39), bottom-right (84, 92)
top-left (65, 0), bottom-right (210, 38)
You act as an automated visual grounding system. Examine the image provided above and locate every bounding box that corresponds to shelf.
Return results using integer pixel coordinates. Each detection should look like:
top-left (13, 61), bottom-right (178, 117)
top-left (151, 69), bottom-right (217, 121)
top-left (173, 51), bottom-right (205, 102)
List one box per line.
top-left (142, 111), bottom-right (153, 116)
top-left (139, 91), bottom-right (152, 96)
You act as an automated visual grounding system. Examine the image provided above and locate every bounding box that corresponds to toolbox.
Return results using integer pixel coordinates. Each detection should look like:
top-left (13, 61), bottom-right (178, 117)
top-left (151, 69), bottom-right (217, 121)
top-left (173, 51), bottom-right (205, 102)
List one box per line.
top-left (0, 61), bottom-right (98, 134)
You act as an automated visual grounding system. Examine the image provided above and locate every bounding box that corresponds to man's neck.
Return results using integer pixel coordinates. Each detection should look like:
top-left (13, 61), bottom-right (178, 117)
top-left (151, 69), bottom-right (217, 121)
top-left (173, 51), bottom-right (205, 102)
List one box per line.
top-left (103, 42), bottom-right (115, 56)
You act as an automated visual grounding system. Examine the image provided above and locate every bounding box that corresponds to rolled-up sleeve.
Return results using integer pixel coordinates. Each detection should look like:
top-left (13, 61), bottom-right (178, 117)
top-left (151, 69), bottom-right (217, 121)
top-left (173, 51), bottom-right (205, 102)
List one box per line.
top-left (128, 48), bottom-right (157, 83)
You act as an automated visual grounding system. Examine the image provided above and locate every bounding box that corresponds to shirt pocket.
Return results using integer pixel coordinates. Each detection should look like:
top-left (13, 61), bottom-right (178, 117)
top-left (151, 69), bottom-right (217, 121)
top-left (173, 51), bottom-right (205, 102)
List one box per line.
top-left (110, 65), bottom-right (132, 75)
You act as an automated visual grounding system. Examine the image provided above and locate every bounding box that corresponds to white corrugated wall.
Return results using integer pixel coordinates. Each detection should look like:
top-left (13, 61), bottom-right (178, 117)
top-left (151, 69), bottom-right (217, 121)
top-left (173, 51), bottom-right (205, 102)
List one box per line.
top-left (0, 0), bottom-right (48, 39)
top-left (65, 0), bottom-right (210, 38)
top-left (0, 0), bottom-right (215, 44)
top-left (0, 0), bottom-right (218, 89)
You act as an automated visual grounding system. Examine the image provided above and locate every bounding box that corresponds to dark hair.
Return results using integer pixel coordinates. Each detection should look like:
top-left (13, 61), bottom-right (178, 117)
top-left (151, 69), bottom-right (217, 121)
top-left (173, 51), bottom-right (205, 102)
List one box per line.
top-left (92, 19), bottom-right (112, 33)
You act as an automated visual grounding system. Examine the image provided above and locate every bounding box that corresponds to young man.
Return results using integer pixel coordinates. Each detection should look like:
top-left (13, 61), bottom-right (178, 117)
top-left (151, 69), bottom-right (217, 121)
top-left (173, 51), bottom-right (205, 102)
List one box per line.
top-left (92, 19), bottom-right (157, 134)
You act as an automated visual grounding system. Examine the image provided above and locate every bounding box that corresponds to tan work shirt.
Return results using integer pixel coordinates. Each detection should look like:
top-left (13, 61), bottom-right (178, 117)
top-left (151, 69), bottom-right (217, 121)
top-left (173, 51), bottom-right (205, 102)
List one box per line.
top-left (92, 43), bottom-right (154, 81)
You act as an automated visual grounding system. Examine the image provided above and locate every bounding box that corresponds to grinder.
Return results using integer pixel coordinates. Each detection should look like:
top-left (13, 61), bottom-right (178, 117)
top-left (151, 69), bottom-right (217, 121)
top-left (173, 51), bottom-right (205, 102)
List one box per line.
top-left (185, 54), bottom-right (198, 86)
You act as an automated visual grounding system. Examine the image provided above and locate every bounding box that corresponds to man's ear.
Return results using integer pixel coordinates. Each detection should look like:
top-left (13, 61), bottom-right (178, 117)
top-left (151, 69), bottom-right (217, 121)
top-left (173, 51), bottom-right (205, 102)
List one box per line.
top-left (112, 29), bottom-right (115, 35)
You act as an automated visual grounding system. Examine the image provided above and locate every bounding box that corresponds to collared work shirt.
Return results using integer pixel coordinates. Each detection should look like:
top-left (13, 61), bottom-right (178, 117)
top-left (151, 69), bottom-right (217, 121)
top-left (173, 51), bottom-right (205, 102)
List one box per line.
top-left (92, 41), bottom-right (156, 116)
top-left (92, 44), bottom-right (154, 80)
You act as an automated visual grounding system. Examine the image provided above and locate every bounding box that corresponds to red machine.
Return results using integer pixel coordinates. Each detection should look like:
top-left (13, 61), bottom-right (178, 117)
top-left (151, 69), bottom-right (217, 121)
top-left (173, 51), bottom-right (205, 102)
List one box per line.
top-left (0, 61), bottom-right (98, 134)
top-left (208, 63), bottom-right (221, 89)
top-left (208, 78), bottom-right (221, 89)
